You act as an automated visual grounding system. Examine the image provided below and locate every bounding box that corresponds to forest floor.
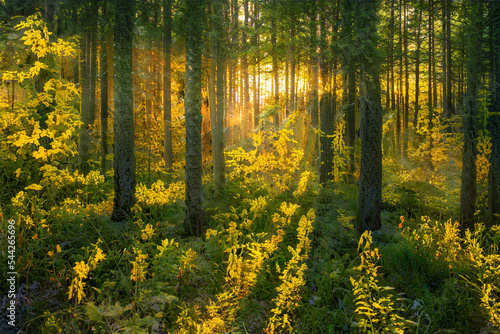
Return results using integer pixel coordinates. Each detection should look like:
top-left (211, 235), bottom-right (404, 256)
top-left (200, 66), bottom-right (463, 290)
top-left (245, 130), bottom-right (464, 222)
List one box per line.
top-left (1, 130), bottom-right (499, 334)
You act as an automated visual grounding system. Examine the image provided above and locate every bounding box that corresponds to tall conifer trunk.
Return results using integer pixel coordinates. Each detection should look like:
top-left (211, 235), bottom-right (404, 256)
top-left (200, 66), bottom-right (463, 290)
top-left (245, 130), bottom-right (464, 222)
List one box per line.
top-left (211, 0), bottom-right (225, 197)
top-left (460, 1), bottom-right (482, 232)
top-left (184, 0), bottom-right (204, 236)
top-left (489, 0), bottom-right (500, 225)
top-left (79, 27), bottom-right (91, 175)
top-left (319, 2), bottom-right (334, 185)
top-left (356, 0), bottom-right (383, 232)
top-left (242, 0), bottom-right (249, 137)
top-left (403, 0), bottom-right (409, 159)
top-left (414, 6), bottom-right (422, 129)
top-left (111, 0), bottom-right (135, 222)
top-left (163, 0), bottom-right (173, 175)
top-left (271, 3), bottom-right (279, 126)
top-left (342, 0), bottom-right (356, 183)
top-left (100, 2), bottom-right (109, 176)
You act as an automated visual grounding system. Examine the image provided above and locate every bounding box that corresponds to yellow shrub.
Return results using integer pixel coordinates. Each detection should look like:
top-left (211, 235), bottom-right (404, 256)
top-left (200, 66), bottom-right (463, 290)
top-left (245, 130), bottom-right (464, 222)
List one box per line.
top-left (265, 209), bottom-right (315, 334)
top-left (136, 180), bottom-right (185, 207)
top-left (476, 133), bottom-right (492, 184)
top-left (350, 231), bottom-right (407, 334)
top-left (226, 128), bottom-right (304, 193)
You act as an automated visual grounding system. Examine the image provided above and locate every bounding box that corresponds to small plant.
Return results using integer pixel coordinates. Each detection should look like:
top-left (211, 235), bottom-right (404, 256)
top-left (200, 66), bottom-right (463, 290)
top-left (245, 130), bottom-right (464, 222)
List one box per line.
top-left (68, 240), bottom-right (106, 304)
top-left (265, 209), bottom-right (315, 334)
top-left (350, 231), bottom-right (408, 334)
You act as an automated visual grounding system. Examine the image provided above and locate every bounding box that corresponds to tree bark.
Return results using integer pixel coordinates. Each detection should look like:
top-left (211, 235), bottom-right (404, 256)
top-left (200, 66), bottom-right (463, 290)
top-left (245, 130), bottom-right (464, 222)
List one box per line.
top-left (356, 0), bottom-right (383, 233)
top-left (428, 0), bottom-right (434, 170)
top-left (163, 0), bottom-right (173, 175)
top-left (342, 0), bottom-right (356, 183)
top-left (308, 5), bottom-right (319, 163)
top-left (319, 3), bottom-right (334, 185)
top-left (309, 9), bottom-right (319, 131)
top-left (184, 0), bottom-right (204, 236)
top-left (489, 0), bottom-right (500, 225)
top-left (446, 0), bottom-right (453, 116)
top-left (460, 1), bottom-right (482, 232)
top-left (89, 1), bottom-right (98, 127)
top-left (253, 0), bottom-right (260, 130)
top-left (100, 2), bottom-right (109, 176)
top-left (79, 28), bottom-right (91, 175)
top-left (242, 0), bottom-right (249, 137)
top-left (414, 5), bottom-right (422, 129)
top-left (111, 0), bottom-right (135, 222)
top-left (211, 0), bottom-right (225, 197)
top-left (442, 0), bottom-right (448, 118)
top-left (271, 5), bottom-right (280, 126)
top-left (403, 0), bottom-right (409, 159)
top-left (396, 0), bottom-right (402, 158)
top-left (290, 24), bottom-right (296, 115)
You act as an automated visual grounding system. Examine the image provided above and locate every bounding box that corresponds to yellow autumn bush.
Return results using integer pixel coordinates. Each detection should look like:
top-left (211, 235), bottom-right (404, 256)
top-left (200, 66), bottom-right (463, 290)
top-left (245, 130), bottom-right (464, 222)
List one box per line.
top-left (226, 128), bottom-right (304, 194)
top-left (135, 180), bottom-right (185, 207)
top-left (0, 15), bottom-right (80, 166)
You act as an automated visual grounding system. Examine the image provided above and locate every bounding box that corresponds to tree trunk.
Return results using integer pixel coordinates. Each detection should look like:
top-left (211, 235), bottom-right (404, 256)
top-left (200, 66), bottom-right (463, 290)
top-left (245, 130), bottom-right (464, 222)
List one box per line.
top-left (446, 0), bottom-right (453, 116)
top-left (285, 32), bottom-right (290, 118)
top-left (428, 0), bottom-right (434, 170)
top-left (111, 0), bottom-right (135, 222)
top-left (414, 5), bottom-right (422, 129)
top-left (442, 0), bottom-right (448, 118)
top-left (489, 0), bottom-right (500, 225)
top-left (403, 0), bottom-right (409, 159)
top-left (253, 0), bottom-right (260, 130)
top-left (89, 1), bottom-right (98, 127)
top-left (356, 0), bottom-right (383, 233)
top-left (309, 6), bottom-right (319, 163)
top-left (242, 0), bottom-right (249, 137)
top-left (100, 2), bottom-right (109, 176)
top-left (342, 0), bottom-right (356, 183)
top-left (79, 28), bottom-right (91, 175)
top-left (319, 4), bottom-right (334, 185)
top-left (211, 0), bottom-right (225, 197)
top-left (460, 1), bottom-right (482, 232)
top-left (184, 0), bottom-right (204, 236)
top-left (163, 0), bottom-right (173, 175)
top-left (290, 24), bottom-right (296, 114)
top-left (390, 0), bottom-right (395, 113)
top-left (271, 9), bottom-right (279, 126)
top-left (396, 0), bottom-right (402, 158)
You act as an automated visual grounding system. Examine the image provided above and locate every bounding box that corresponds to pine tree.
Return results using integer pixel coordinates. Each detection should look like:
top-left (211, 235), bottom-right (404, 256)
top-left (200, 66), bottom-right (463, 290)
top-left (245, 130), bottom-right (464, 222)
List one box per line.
top-left (163, 0), bottom-right (173, 176)
top-left (460, 0), bottom-right (482, 232)
top-left (489, 0), bottom-right (500, 225)
top-left (210, 0), bottom-right (226, 197)
top-left (184, 0), bottom-right (205, 236)
top-left (111, 0), bottom-right (136, 222)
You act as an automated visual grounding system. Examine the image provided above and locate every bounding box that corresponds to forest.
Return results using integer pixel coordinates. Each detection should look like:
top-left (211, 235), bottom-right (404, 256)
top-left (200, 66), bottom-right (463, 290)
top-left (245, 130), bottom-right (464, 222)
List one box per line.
top-left (0, 0), bottom-right (499, 333)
